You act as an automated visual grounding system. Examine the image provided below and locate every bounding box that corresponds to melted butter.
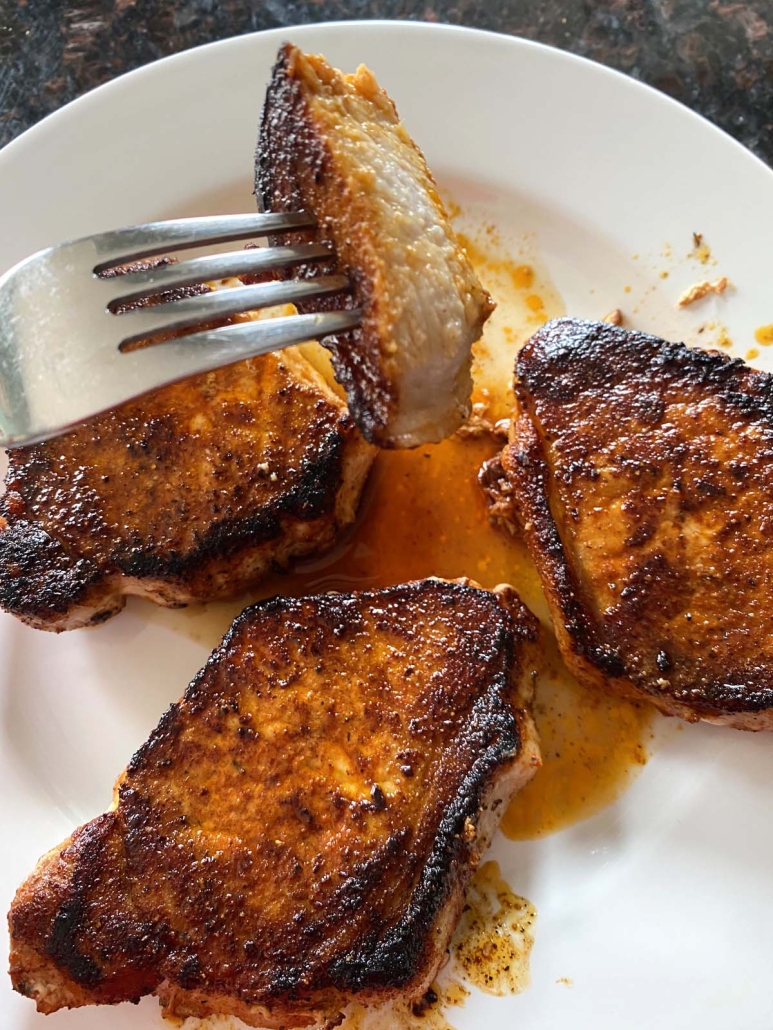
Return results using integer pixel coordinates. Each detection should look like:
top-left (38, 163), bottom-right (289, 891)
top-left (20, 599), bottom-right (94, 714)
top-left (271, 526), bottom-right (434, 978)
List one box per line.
top-left (137, 217), bottom-right (652, 840)
top-left (452, 861), bottom-right (536, 995)
top-left (754, 323), bottom-right (773, 346)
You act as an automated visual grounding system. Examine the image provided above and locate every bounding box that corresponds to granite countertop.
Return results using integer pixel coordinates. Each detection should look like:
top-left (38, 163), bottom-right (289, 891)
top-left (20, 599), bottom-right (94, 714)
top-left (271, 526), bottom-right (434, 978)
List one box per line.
top-left (1, 0), bottom-right (772, 163)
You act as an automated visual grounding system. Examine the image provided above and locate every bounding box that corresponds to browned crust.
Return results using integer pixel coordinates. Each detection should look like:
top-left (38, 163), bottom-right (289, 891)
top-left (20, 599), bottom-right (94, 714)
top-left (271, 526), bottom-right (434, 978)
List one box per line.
top-left (256, 44), bottom-right (492, 448)
top-left (503, 317), bottom-right (773, 730)
top-left (9, 579), bottom-right (540, 1024)
top-left (0, 343), bottom-right (374, 632)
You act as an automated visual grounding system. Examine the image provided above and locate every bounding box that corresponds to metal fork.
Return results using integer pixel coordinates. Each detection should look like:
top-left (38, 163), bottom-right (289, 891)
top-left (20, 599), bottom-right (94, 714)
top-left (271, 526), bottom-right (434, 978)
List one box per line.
top-left (0, 212), bottom-right (361, 448)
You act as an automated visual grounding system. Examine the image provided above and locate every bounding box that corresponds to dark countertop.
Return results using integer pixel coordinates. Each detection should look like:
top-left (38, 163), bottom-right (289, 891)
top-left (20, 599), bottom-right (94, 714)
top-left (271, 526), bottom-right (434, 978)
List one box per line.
top-left (1, 0), bottom-right (772, 164)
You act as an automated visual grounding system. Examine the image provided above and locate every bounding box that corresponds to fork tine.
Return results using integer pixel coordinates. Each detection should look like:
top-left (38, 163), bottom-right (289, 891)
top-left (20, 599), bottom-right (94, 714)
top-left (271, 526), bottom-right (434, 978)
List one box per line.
top-left (107, 242), bottom-right (333, 306)
top-left (115, 275), bottom-right (350, 349)
top-left (0, 309), bottom-right (361, 448)
top-left (124, 309), bottom-right (362, 388)
top-left (91, 212), bottom-right (315, 271)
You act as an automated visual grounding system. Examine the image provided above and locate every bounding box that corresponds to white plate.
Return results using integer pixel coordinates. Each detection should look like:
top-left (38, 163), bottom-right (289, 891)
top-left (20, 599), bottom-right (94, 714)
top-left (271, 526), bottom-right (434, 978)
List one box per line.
top-left (2, 20), bottom-right (773, 1030)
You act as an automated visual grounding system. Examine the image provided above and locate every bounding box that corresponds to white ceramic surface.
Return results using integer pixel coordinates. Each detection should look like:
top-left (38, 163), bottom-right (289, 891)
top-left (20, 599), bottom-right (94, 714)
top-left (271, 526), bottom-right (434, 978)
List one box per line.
top-left (1, 20), bottom-right (772, 1030)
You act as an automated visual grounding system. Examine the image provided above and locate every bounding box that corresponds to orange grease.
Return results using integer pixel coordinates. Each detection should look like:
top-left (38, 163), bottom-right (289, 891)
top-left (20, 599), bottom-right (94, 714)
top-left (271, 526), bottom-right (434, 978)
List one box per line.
top-left (152, 433), bottom-right (651, 840)
top-left (142, 226), bottom-right (650, 842)
top-left (502, 635), bottom-right (651, 840)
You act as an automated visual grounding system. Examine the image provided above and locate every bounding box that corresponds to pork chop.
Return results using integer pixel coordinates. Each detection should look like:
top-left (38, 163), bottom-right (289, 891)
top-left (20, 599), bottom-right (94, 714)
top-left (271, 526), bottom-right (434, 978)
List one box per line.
top-left (256, 43), bottom-right (494, 449)
top-left (501, 317), bottom-right (773, 730)
top-left (0, 270), bottom-right (374, 631)
top-left (9, 578), bottom-right (541, 1027)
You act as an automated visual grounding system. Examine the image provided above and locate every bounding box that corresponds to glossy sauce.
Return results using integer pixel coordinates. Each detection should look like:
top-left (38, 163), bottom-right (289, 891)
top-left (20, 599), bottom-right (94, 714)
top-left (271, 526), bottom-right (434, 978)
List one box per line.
top-left (143, 228), bottom-right (653, 842)
top-left (502, 635), bottom-right (651, 839)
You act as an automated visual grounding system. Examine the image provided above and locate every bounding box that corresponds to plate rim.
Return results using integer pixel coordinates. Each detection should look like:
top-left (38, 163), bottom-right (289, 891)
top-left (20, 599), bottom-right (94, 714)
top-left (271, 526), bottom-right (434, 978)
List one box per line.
top-left (1, 18), bottom-right (771, 192)
top-left (2, 18), bottom-right (773, 1030)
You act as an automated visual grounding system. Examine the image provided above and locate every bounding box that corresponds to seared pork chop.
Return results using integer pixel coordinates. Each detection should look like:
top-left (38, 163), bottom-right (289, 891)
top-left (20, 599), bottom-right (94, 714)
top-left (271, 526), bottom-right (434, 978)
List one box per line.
top-left (501, 317), bottom-right (773, 730)
top-left (9, 579), bottom-right (541, 1027)
top-left (257, 44), bottom-right (494, 449)
top-left (0, 280), bottom-right (374, 631)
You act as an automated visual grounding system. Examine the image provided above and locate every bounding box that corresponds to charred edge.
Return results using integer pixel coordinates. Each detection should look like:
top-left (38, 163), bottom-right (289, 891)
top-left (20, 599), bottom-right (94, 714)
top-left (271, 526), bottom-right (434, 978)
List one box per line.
top-left (125, 649), bottom-right (229, 779)
top-left (518, 318), bottom-right (773, 422)
top-left (256, 45), bottom-right (299, 215)
top-left (0, 420), bottom-right (350, 616)
top-left (669, 677), bottom-right (773, 714)
top-left (113, 424), bottom-right (349, 582)
top-left (45, 898), bottom-right (102, 987)
top-left (229, 577), bottom-right (529, 642)
top-left (122, 576), bottom-right (291, 778)
top-left (132, 577), bottom-right (517, 774)
top-left (326, 662), bottom-right (521, 992)
top-left (0, 519), bottom-right (102, 618)
top-left (506, 421), bottom-right (627, 680)
top-left (255, 44), bottom-right (391, 444)
top-left (41, 814), bottom-right (121, 989)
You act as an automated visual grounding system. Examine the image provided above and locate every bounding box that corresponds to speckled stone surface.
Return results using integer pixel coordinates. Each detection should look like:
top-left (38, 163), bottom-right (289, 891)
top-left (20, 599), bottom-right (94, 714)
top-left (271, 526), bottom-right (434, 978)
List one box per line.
top-left (1, 0), bottom-right (772, 164)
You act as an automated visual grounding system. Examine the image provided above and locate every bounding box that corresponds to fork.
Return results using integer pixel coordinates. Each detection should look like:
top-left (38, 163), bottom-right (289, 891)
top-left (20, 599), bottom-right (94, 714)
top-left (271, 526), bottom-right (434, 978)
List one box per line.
top-left (0, 212), bottom-right (360, 448)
